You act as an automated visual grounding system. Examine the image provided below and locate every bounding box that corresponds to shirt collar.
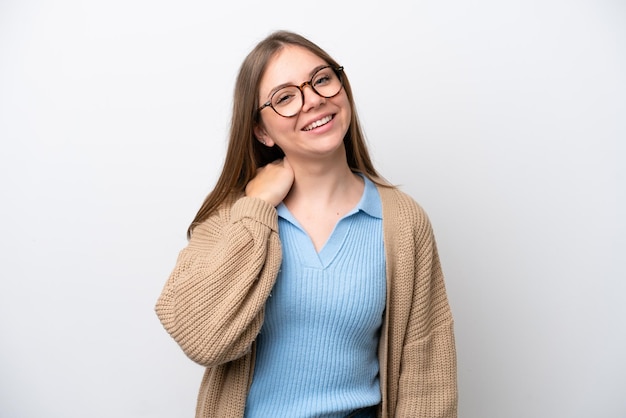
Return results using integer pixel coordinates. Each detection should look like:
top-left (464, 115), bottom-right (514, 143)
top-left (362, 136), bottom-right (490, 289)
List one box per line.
top-left (356, 174), bottom-right (383, 219)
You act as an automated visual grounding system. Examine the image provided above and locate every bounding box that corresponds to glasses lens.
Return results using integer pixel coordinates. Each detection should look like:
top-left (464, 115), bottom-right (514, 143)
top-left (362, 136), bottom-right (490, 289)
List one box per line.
top-left (271, 86), bottom-right (302, 117)
top-left (312, 67), bottom-right (342, 98)
top-left (269, 67), bottom-right (343, 117)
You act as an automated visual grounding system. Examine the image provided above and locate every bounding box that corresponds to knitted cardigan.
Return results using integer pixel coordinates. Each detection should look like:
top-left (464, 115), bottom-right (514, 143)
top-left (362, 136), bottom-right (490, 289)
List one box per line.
top-left (155, 184), bottom-right (457, 417)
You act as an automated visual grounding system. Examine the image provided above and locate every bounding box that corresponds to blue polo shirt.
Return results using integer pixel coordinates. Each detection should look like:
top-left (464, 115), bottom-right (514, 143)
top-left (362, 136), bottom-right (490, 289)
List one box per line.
top-left (245, 175), bottom-right (386, 418)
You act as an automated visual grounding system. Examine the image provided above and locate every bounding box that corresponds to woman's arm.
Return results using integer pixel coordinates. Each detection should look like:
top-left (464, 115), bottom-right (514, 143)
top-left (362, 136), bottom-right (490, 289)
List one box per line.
top-left (155, 195), bottom-right (281, 367)
top-left (396, 207), bottom-right (458, 417)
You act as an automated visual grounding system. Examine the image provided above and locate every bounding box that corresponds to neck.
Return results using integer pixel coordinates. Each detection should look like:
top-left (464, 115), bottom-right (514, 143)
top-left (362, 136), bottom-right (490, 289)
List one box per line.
top-left (284, 151), bottom-right (363, 210)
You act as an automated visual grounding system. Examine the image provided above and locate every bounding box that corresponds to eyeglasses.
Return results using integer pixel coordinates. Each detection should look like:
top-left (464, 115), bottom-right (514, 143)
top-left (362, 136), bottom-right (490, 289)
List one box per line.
top-left (257, 65), bottom-right (344, 118)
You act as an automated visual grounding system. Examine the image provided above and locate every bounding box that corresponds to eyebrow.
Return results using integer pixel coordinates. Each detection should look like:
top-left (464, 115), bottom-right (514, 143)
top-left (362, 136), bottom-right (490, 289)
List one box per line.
top-left (264, 64), bottom-right (329, 100)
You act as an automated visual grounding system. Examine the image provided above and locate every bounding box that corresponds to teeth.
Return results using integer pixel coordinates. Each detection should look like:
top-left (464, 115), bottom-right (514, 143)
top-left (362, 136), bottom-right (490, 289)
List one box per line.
top-left (304, 115), bottom-right (333, 131)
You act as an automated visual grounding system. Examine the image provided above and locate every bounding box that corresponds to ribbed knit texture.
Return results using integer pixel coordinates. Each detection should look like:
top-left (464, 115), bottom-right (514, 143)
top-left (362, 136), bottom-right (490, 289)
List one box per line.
top-left (245, 177), bottom-right (385, 418)
top-left (155, 182), bottom-right (457, 418)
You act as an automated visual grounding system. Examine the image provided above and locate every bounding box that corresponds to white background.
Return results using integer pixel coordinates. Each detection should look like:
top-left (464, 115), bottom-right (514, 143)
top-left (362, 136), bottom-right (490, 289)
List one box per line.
top-left (1, 0), bottom-right (624, 417)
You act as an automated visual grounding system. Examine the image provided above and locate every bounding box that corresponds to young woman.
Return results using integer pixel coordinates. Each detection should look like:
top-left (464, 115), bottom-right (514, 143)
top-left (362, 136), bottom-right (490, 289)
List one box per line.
top-left (156, 30), bottom-right (457, 418)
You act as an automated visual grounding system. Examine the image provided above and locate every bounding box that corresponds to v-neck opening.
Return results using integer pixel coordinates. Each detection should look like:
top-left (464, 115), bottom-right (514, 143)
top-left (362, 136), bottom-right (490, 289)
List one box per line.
top-left (276, 204), bottom-right (358, 268)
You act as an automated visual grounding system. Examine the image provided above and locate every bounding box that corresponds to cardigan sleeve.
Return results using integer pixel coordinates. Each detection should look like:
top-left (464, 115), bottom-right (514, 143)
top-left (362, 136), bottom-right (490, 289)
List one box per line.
top-left (395, 205), bottom-right (458, 417)
top-left (155, 195), bottom-right (282, 367)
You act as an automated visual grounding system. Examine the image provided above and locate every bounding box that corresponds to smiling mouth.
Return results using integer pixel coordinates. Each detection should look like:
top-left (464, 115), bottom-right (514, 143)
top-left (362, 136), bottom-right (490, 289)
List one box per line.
top-left (303, 115), bottom-right (334, 131)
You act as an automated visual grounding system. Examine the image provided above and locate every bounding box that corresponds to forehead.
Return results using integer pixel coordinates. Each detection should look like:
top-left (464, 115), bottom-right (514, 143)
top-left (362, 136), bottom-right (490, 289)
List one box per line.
top-left (259, 45), bottom-right (328, 94)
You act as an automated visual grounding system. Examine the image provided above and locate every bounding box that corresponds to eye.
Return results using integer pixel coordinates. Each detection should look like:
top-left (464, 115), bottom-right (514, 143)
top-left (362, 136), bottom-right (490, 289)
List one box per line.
top-left (275, 95), bottom-right (290, 104)
top-left (272, 88), bottom-right (297, 107)
top-left (313, 69), bottom-right (334, 87)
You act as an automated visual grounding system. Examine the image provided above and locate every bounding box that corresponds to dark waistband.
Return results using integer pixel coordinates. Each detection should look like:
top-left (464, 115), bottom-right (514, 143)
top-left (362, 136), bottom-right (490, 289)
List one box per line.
top-left (345, 405), bottom-right (377, 418)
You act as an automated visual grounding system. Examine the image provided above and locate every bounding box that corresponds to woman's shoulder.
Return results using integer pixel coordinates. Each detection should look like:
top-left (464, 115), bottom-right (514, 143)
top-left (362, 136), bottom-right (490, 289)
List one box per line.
top-left (374, 184), bottom-right (438, 248)
top-left (376, 184), bottom-right (429, 221)
top-left (192, 193), bottom-right (240, 228)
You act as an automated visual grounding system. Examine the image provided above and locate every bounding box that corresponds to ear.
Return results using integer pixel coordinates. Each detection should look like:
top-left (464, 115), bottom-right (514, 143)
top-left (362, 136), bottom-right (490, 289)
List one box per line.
top-left (254, 124), bottom-right (275, 147)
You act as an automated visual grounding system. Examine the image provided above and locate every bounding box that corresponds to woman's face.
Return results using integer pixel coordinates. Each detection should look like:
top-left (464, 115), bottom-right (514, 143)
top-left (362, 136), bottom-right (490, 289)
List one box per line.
top-left (255, 45), bottom-right (351, 163)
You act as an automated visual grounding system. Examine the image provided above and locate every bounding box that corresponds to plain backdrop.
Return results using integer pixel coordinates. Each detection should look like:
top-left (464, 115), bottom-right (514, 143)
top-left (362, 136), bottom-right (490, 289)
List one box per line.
top-left (1, 0), bottom-right (624, 417)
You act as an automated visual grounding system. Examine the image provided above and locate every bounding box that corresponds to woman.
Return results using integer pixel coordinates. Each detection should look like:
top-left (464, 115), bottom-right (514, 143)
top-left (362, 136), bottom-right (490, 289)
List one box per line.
top-left (156, 30), bottom-right (457, 418)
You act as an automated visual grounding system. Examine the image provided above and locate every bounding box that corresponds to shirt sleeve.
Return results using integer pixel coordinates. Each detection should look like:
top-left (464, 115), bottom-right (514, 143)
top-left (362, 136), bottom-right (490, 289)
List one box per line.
top-left (155, 196), bottom-right (282, 367)
top-left (396, 204), bottom-right (458, 417)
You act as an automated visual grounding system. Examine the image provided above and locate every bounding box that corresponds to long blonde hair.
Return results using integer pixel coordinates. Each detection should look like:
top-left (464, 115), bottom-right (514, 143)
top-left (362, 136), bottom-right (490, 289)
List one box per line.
top-left (188, 30), bottom-right (385, 238)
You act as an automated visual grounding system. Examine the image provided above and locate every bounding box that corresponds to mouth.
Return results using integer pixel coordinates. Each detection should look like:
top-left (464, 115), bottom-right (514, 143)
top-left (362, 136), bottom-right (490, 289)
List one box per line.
top-left (302, 114), bottom-right (334, 131)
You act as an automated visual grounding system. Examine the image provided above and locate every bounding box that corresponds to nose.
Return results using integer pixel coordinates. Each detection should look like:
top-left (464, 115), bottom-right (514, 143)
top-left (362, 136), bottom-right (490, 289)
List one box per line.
top-left (300, 83), bottom-right (325, 113)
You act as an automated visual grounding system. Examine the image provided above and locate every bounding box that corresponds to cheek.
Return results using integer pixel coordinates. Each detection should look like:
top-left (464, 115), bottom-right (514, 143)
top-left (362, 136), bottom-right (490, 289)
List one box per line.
top-left (263, 115), bottom-right (297, 138)
top-left (337, 91), bottom-right (351, 113)
top-left (339, 96), bottom-right (352, 123)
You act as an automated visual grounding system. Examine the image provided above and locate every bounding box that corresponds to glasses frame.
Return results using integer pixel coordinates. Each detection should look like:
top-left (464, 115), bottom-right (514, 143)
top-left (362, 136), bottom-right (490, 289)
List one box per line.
top-left (257, 65), bottom-right (344, 118)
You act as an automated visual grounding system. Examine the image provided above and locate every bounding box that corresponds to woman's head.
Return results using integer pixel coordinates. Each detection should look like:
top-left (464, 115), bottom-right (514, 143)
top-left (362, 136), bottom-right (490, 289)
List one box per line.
top-left (253, 44), bottom-right (352, 163)
top-left (189, 30), bottom-right (382, 236)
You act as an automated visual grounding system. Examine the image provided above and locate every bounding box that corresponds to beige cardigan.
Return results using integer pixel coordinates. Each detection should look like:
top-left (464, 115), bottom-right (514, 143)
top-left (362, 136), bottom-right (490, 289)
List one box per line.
top-left (156, 185), bottom-right (457, 417)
